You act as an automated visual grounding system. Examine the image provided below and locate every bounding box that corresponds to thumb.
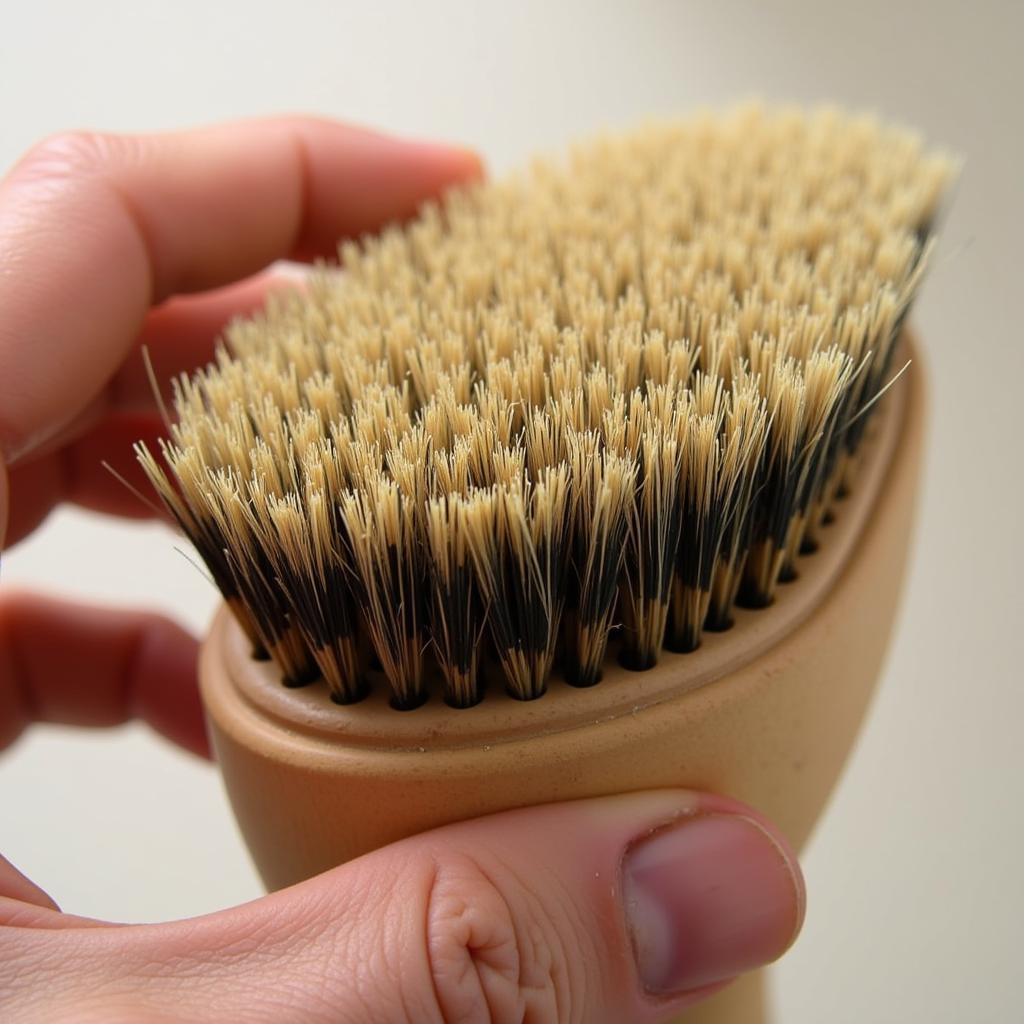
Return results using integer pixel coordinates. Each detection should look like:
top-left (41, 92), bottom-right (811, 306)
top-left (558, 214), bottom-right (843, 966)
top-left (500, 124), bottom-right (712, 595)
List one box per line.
top-left (7, 791), bottom-right (803, 1023)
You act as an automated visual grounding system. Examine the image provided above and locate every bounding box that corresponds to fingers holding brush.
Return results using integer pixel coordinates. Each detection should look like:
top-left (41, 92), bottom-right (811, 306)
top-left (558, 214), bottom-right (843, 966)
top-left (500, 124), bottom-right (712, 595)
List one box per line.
top-left (0, 117), bottom-right (483, 475)
top-left (0, 589), bottom-right (207, 757)
top-left (0, 790), bottom-right (803, 1023)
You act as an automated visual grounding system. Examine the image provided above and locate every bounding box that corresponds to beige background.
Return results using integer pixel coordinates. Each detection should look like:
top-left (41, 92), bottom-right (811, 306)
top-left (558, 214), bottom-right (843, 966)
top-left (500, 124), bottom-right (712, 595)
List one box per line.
top-left (1, 2), bottom-right (1020, 1021)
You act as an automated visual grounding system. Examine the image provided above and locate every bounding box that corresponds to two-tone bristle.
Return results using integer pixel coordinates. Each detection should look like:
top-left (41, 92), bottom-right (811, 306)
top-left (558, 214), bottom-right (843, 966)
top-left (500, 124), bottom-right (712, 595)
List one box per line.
top-left (706, 377), bottom-right (769, 631)
top-left (564, 434), bottom-right (636, 686)
top-left (425, 493), bottom-right (483, 707)
top-left (738, 344), bottom-right (858, 606)
top-left (462, 466), bottom-right (571, 701)
top-left (136, 104), bottom-right (954, 709)
top-left (619, 418), bottom-right (686, 670)
top-left (341, 476), bottom-right (425, 709)
top-left (261, 490), bottom-right (365, 703)
top-left (208, 468), bottom-right (318, 685)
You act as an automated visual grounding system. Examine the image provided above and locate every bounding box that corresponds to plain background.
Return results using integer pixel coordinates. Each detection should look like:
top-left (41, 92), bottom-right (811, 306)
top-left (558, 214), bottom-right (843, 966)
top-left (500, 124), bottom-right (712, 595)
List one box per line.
top-left (1, 2), bottom-right (1021, 1021)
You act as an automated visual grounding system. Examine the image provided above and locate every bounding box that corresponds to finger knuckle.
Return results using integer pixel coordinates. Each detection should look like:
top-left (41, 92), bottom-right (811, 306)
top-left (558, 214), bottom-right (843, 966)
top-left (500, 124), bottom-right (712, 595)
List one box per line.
top-left (425, 852), bottom-right (588, 1024)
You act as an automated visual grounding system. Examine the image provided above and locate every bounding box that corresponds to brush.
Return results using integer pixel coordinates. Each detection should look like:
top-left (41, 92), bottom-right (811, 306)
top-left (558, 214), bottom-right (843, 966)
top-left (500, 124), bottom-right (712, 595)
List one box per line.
top-left (136, 104), bottom-right (953, 1024)
top-left (136, 104), bottom-right (952, 713)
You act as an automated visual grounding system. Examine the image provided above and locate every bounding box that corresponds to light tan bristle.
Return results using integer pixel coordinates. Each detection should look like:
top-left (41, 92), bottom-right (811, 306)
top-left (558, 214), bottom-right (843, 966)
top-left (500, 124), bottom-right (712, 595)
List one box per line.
top-left (137, 104), bottom-right (954, 707)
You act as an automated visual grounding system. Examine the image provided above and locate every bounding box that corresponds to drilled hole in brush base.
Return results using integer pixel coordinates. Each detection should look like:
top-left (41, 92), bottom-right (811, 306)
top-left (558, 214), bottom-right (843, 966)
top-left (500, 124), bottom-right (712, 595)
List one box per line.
top-left (563, 668), bottom-right (603, 689)
top-left (329, 681), bottom-right (372, 706)
top-left (617, 649), bottom-right (659, 673)
top-left (282, 666), bottom-right (322, 688)
top-left (664, 637), bottom-right (702, 655)
top-left (388, 691), bottom-right (430, 712)
top-left (444, 694), bottom-right (484, 710)
top-left (735, 586), bottom-right (775, 612)
top-left (504, 686), bottom-right (547, 702)
top-left (703, 613), bottom-right (735, 634)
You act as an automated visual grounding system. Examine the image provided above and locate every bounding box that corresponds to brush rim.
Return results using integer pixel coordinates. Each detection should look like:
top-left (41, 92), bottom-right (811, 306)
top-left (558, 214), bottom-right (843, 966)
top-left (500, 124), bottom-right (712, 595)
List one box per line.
top-left (208, 334), bottom-right (916, 751)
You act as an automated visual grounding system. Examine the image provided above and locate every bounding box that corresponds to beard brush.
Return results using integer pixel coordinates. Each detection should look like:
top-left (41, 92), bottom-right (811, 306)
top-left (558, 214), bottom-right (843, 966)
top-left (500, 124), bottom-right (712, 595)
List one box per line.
top-left (135, 103), bottom-right (951, 1023)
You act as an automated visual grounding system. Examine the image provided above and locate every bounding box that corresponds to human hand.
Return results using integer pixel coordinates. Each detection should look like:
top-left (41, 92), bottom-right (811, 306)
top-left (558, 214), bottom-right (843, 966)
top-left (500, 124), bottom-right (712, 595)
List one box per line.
top-left (0, 119), bottom-right (804, 1023)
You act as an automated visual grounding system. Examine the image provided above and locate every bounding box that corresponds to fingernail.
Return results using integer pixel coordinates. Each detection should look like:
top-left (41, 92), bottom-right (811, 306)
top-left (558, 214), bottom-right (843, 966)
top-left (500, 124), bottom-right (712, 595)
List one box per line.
top-left (623, 813), bottom-right (803, 994)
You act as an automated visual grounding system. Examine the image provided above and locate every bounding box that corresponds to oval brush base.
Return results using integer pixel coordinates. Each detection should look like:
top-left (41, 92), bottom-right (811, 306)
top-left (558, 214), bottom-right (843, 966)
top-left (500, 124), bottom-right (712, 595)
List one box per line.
top-left (201, 350), bottom-right (925, 1023)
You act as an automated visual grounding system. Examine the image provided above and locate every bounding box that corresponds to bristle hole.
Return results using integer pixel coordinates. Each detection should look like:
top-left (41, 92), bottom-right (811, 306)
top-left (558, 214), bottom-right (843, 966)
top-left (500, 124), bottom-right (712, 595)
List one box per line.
top-left (389, 691), bottom-right (430, 712)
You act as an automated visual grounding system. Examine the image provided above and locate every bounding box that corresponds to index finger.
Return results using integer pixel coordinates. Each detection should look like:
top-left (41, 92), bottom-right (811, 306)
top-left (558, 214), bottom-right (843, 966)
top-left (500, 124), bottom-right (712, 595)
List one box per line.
top-left (0, 117), bottom-right (482, 470)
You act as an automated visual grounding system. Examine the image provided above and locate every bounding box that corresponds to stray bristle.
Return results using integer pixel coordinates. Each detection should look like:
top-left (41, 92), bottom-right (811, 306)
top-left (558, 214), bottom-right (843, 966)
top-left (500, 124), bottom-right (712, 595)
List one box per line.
top-left (137, 104), bottom-right (953, 707)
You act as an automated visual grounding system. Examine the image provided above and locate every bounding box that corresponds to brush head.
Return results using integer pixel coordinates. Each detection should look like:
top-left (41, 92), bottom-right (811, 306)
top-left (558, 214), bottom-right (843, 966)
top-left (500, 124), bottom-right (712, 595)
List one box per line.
top-left (137, 104), bottom-right (954, 711)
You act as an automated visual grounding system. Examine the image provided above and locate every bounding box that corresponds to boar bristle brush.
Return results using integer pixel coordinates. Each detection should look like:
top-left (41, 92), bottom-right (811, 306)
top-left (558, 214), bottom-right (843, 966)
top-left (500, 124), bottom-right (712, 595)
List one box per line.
top-left (136, 104), bottom-right (953, 715)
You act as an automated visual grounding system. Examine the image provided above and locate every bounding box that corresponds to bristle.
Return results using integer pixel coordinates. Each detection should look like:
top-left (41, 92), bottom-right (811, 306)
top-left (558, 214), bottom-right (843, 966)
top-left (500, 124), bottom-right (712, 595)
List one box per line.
top-left (340, 476), bottom-right (425, 709)
top-left (261, 490), bottom-right (365, 703)
top-left (781, 346), bottom-right (855, 571)
top-left (564, 434), bottom-right (637, 685)
top-left (425, 494), bottom-right (485, 707)
top-left (209, 470), bottom-right (318, 685)
top-left (706, 377), bottom-right (769, 630)
top-left (136, 441), bottom-right (263, 653)
top-left (137, 105), bottom-right (953, 706)
top-left (666, 410), bottom-right (724, 653)
top-left (464, 469), bottom-right (571, 700)
top-left (619, 419), bottom-right (686, 671)
top-left (740, 358), bottom-right (807, 606)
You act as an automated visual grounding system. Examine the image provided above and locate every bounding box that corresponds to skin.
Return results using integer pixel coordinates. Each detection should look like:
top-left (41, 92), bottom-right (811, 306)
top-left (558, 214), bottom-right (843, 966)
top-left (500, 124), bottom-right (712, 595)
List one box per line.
top-left (0, 118), bottom-right (804, 1023)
